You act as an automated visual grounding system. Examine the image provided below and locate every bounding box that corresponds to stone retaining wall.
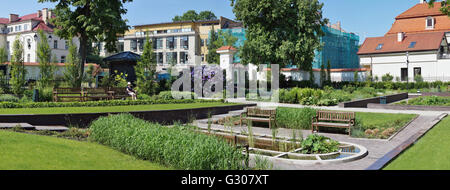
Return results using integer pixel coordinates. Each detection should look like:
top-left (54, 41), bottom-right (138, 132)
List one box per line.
top-left (0, 104), bottom-right (256, 128)
top-left (338, 93), bottom-right (409, 108)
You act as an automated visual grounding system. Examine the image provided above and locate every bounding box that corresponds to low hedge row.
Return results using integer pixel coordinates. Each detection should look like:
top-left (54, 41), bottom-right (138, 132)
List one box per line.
top-left (89, 114), bottom-right (245, 170)
top-left (0, 99), bottom-right (224, 109)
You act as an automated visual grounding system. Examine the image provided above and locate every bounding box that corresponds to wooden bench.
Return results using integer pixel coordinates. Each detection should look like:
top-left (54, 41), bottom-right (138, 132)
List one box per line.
top-left (84, 88), bottom-right (110, 101)
top-left (240, 107), bottom-right (277, 129)
top-left (108, 87), bottom-right (129, 100)
top-left (53, 88), bottom-right (84, 102)
top-left (312, 111), bottom-right (355, 135)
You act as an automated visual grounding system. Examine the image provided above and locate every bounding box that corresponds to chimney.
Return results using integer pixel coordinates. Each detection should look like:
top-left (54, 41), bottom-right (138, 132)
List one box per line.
top-left (398, 32), bottom-right (404, 42)
top-left (9, 14), bottom-right (19, 23)
top-left (42, 8), bottom-right (48, 24)
top-left (37, 10), bottom-right (42, 18)
top-left (420, 0), bottom-right (427, 4)
top-left (336, 21), bottom-right (341, 31)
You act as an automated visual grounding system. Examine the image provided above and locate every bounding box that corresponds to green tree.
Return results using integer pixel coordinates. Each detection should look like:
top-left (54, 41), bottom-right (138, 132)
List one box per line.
top-left (231, 0), bottom-right (327, 70)
top-left (37, 29), bottom-right (55, 87)
top-left (135, 35), bottom-right (157, 95)
top-left (10, 36), bottom-right (27, 96)
top-left (64, 39), bottom-right (82, 88)
top-left (327, 60), bottom-right (331, 84)
top-left (320, 63), bottom-right (326, 87)
top-left (207, 29), bottom-right (238, 64)
top-left (429, 0), bottom-right (450, 16)
top-left (207, 25), bottom-right (219, 64)
top-left (173, 10), bottom-right (217, 21)
top-left (38, 0), bottom-right (133, 88)
top-left (0, 46), bottom-right (7, 64)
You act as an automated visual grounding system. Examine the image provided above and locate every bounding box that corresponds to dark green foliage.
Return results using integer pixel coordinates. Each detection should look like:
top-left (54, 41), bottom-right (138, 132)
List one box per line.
top-left (381, 73), bottom-right (394, 82)
top-left (172, 10), bottom-right (217, 21)
top-left (37, 30), bottom-right (55, 88)
top-left (135, 36), bottom-right (157, 95)
top-left (38, 0), bottom-right (133, 87)
top-left (301, 134), bottom-right (340, 154)
top-left (89, 114), bottom-right (245, 170)
top-left (398, 96), bottom-right (450, 106)
top-left (429, 0), bottom-right (450, 16)
top-left (231, 0), bottom-right (327, 69)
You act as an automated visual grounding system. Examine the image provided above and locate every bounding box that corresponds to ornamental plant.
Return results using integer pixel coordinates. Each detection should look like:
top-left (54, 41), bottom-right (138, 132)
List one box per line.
top-left (301, 134), bottom-right (340, 154)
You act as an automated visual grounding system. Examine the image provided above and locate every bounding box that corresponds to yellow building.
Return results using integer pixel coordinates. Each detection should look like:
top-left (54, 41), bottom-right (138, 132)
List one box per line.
top-left (98, 17), bottom-right (241, 70)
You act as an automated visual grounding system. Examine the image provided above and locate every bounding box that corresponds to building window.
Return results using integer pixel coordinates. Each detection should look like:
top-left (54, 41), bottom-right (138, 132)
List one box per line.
top-left (414, 67), bottom-right (422, 77)
top-left (166, 52), bottom-right (177, 65)
top-left (54, 40), bottom-right (58, 49)
top-left (376, 44), bottom-right (383, 50)
top-left (166, 37), bottom-right (175, 49)
top-left (426, 16), bottom-right (434, 29)
top-left (200, 39), bottom-right (205, 47)
top-left (61, 56), bottom-right (66, 63)
top-left (157, 52), bottom-right (163, 64)
top-left (65, 41), bottom-right (69, 50)
top-left (401, 68), bottom-right (408, 82)
top-left (156, 38), bottom-right (163, 49)
top-left (181, 36), bottom-right (189, 49)
top-left (180, 52), bottom-right (188, 64)
top-left (118, 42), bottom-right (124, 52)
top-left (27, 54), bottom-right (30, 63)
top-left (24, 24), bottom-right (28, 31)
top-left (138, 39), bottom-right (144, 52)
top-left (131, 40), bottom-right (137, 51)
top-left (408, 42), bottom-right (417, 48)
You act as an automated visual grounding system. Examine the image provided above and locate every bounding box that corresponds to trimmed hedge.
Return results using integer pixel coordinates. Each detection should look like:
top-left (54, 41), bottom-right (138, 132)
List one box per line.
top-left (0, 99), bottom-right (224, 109)
top-left (89, 114), bottom-right (246, 170)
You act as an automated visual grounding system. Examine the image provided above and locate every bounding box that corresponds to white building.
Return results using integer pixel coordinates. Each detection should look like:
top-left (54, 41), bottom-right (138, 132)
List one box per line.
top-left (0, 8), bottom-right (80, 79)
top-left (358, 1), bottom-right (450, 82)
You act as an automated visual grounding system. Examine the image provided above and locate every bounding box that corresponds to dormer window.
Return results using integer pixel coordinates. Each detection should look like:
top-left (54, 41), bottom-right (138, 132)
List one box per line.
top-left (376, 43), bottom-right (384, 50)
top-left (426, 16), bottom-right (435, 29)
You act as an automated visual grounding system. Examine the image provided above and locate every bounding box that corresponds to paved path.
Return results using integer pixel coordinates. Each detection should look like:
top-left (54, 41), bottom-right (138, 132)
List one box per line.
top-left (197, 100), bottom-right (449, 170)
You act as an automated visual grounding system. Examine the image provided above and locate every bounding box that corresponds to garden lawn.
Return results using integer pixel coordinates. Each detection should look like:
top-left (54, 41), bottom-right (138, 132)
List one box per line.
top-left (384, 117), bottom-right (450, 170)
top-left (0, 130), bottom-right (169, 170)
top-left (0, 102), bottom-right (234, 115)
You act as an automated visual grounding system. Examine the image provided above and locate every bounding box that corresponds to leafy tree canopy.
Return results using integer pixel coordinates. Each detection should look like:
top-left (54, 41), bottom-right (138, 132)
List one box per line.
top-left (173, 10), bottom-right (217, 21)
top-left (230, 0), bottom-right (328, 70)
top-left (38, 0), bottom-right (133, 87)
top-left (429, 0), bottom-right (450, 16)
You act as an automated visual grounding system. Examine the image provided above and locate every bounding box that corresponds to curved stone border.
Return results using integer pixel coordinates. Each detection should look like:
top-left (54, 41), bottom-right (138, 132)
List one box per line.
top-left (249, 142), bottom-right (368, 166)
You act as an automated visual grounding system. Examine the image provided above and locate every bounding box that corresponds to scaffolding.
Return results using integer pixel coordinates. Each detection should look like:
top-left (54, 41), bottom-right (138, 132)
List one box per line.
top-left (313, 26), bottom-right (360, 69)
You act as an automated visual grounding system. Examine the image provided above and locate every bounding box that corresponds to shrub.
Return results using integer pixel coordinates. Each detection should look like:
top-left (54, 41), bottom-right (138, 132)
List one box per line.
top-left (89, 114), bottom-right (246, 170)
top-left (276, 107), bottom-right (316, 129)
top-left (414, 75), bottom-right (424, 83)
top-left (0, 98), bottom-right (223, 109)
top-left (382, 73), bottom-right (394, 82)
top-left (158, 91), bottom-right (198, 100)
top-left (0, 94), bottom-right (19, 102)
top-left (301, 134), bottom-right (340, 154)
top-left (37, 87), bottom-right (53, 102)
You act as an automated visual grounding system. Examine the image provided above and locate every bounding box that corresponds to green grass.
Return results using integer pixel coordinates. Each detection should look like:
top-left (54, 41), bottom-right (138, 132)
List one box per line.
top-left (0, 130), bottom-right (169, 170)
top-left (0, 102), bottom-right (234, 115)
top-left (384, 117), bottom-right (450, 170)
top-left (397, 96), bottom-right (450, 106)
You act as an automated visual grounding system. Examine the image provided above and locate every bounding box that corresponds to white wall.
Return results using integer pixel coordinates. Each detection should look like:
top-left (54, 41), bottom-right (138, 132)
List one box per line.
top-left (360, 51), bottom-right (450, 82)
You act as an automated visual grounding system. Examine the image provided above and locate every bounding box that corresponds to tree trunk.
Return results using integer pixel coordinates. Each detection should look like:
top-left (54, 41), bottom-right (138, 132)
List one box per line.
top-left (77, 35), bottom-right (88, 88)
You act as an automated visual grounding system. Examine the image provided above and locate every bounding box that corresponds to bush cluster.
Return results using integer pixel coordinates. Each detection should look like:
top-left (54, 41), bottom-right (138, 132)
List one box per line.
top-left (300, 134), bottom-right (340, 154)
top-left (158, 91), bottom-right (198, 100)
top-left (398, 96), bottom-right (450, 106)
top-left (276, 107), bottom-right (316, 129)
top-left (0, 98), bottom-right (223, 109)
top-left (89, 114), bottom-right (246, 170)
top-left (0, 94), bottom-right (20, 102)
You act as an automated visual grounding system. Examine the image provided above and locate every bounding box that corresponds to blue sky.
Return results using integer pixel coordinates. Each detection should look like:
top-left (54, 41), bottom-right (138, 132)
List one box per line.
top-left (0, 0), bottom-right (424, 43)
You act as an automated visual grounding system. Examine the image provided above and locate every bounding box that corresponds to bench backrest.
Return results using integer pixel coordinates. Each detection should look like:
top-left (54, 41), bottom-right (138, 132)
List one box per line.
top-left (84, 88), bottom-right (108, 95)
top-left (53, 88), bottom-right (83, 95)
top-left (109, 87), bottom-right (128, 96)
top-left (317, 111), bottom-right (355, 122)
top-left (247, 107), bottom-right (276, 117)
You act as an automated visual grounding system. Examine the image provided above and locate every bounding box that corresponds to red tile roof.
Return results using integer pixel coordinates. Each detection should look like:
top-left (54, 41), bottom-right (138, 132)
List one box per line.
top-left (387, 15), bottom-right (450, 34)
top-left (32, 22), bottom-right (54, 32)
top-left (0, 18), bottom-right (9, 24)
top-left (357, 32), bottom-right (444, 55)
top-left (217, 46), bottom-right (237, 51)
top-left (396, 2), bottom-right (444, 19)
